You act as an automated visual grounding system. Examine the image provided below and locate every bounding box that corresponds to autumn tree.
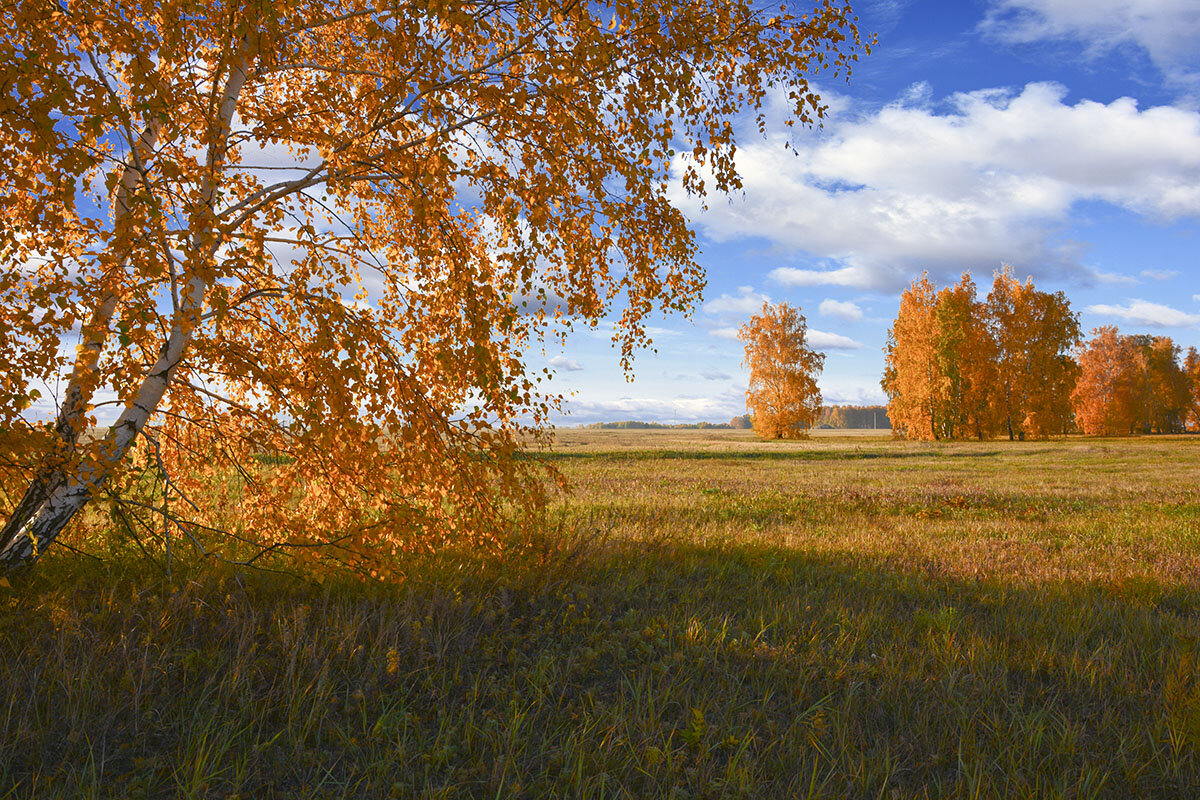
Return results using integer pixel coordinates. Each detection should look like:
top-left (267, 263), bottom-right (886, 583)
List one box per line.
top-left (986, 268), bottom-right (1080, 440)
top-left (1072, 327), bottom-right (1140, 436)
top-left (932, 273), bottom-right (998, 440)
top-left (1072, 329), bottom-right (1193, 436)
top-left (1117, 335), bottom-right (1190, 434)
top-left (1186, 347), bottom-right (1200, 431)
top-left (739, 302), bottom-right (825, 439)
top-left (1139, 336), bottom-right (1190, 433)
top-left (0, 1), bottom-right (869, 569)
top-left (882, 275), bottom-right (938, 440)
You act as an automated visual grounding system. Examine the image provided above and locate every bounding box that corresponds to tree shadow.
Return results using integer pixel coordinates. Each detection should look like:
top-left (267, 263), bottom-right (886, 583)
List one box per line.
top-left (2, 541), bottom-right (1198, 798)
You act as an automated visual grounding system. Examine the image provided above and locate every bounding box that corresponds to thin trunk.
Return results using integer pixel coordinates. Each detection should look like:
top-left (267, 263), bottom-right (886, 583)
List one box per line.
top-left (0, 120), bottom-right (162, 555)
top-left (1, 55), bottom-right (249, 569)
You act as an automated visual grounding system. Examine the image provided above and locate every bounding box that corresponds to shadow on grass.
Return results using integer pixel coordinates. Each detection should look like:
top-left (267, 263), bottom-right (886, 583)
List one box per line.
top-left (1, 539), bottom-right (1198, 799)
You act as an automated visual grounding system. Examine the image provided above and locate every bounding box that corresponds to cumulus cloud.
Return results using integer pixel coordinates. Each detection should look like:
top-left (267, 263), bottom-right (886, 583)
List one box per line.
top-left (809, 329), bottom-right (864, 350)
top-left (980, 0), bottom-right (1200, 89)
top-left (818, 299), bottom-right (865, 321)
top-left (703, 285), bottom-right (770, 315)
top-left (709, 327), bottom-right (741, 340)
top-left (672, 82), bottom-right (1200, 292)
top-left (1140, 269), bottom-right (1179, 281)
top-left (548, 355), bottom-right (583, 371)
top-left (1086, 299), bottom-right (1200, 327)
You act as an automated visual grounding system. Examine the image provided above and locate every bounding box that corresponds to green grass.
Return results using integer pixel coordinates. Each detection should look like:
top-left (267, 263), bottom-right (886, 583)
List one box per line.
top-left (3, 431), bottom-right (1200, 798)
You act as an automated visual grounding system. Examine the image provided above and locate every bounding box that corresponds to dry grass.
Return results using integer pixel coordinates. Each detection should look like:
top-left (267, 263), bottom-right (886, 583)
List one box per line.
top-left (2, 431), bottom-right (1199, 798)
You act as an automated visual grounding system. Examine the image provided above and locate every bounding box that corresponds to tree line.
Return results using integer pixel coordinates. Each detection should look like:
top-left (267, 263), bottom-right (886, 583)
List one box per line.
top-left (817, 405), bottom-right (891, 429)
top-left (883, 269), bottom-right (1200, 440)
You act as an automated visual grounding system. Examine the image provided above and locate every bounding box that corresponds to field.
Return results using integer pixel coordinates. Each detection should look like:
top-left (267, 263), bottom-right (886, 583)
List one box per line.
top-left (3, 430), bottom-right (1200, 798)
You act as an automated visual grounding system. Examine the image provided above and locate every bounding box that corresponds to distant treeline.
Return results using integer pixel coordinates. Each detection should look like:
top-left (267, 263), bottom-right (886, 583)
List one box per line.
top-left (817, 405), bottom-right (891, 429)
top-left (583, 406), bottom-right (891, 431)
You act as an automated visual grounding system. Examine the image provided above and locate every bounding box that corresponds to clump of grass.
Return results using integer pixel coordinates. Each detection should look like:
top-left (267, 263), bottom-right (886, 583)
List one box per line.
top-left (1, 432), bottom-right (1199, 798)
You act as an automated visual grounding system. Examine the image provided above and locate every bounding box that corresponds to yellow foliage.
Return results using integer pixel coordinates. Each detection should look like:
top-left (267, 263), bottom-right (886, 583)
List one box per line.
top-left (739, 303), bottom-right (824, 440)
top-left (884, 269), bottom-right (1080, 442)
top-left (0, 0), bottom-right (869, 571)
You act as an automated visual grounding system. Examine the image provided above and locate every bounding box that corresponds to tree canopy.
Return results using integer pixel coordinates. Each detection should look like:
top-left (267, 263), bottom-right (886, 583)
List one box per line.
top-left (0, 0), bottom-right (869, 571)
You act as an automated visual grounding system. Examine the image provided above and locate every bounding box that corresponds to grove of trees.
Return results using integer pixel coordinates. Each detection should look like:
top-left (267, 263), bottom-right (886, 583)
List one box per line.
top-left (739, 302), bottom-right (825, 439)
top-left (1073, 328), bottom-right (1198, 435)
top-left (884, 269), bottom-right (1080, 441)
top-left (884, 269), bottom-right (1200, 441)
top-left (0, 1), bottom-right (868, 569)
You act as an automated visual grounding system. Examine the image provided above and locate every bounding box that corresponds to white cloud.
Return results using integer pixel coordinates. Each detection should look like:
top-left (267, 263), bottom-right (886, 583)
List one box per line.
top-left (548, 355), bottom-right (583, 371)
top-left (770, 266), bottom-right (874, 288)
top-left (1140, 268), bottom-right (1179, 281)
top-left (980, 0), bottom-right (1200, 89)
top-left (1091, 269), bottom-right (1139, 285)
top-left (809, 329), bottom-right (864, 350)
top-left (818, 299), bottom-right (865, 321)
top-left (820, 382), bottom-right (888, 406)
top-left (710, 327), bottom-right (741, 340)
top-left (1086, 299), bottom-right (1200, 327)
top-left (559, 394), bottom-right (744, 425)
top-left (673, 82), bottom-right (1200, 292)
top-left (703, 285), bottom-right (770, 315)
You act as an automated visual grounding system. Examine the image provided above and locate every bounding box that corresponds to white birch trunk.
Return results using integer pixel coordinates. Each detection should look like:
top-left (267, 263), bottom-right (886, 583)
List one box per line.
top-left (0, 55), bottom-right (250, 568)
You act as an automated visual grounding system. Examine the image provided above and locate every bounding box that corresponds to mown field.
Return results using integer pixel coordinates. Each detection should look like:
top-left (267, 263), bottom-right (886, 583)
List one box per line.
top-left (3, 430), bottom-right (1200, 798)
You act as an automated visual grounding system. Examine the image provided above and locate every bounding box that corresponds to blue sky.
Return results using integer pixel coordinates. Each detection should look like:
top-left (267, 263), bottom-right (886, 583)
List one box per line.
top-left (543, 0), bottom-right (1200, 425)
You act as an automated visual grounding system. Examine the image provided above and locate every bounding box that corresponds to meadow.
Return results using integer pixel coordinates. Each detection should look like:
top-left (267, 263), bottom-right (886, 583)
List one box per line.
top-left (3, 430), bottom-right (1200, 798)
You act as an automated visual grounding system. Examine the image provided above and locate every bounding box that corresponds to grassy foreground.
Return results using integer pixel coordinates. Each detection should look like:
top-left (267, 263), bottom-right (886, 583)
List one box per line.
top-left (3, 430), bottom-right (1200, 798)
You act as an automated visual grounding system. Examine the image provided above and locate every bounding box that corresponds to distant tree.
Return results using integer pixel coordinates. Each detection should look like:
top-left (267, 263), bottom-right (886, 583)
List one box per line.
top-left (1186, 347), bottom-right (1200, 431)
top-left (1073, 330), bottom-right (1193, 436)
top-left (986, 268), bottom-right (1080, 440)
top-left (933, 273), bottom-right (998, 440)
top-left (820, 406), bottom-right (847, 429)
top-left (1145, 337), bottom-right (1190, 433)
top-left (884, 268), bottom-right (1078, 441)
top-left (1124, 335), bottom-right (1190, 434)
top-left (740, 302), bottom-right (825, 439)
top-left (729, 414), bottom-right (753, 430)
top-left (882, 275), bottom-right (938, 440)
top-left (1072, 327), bottom-right (1140, 436)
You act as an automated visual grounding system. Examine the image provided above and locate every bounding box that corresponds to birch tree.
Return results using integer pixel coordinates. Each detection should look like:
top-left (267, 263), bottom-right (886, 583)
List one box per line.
top-left (740, 302), bottom-right (825, 440)
top-left (0, 0), bottom-right (868, 571)
top-left (882, 275), bottom-right (938, 440)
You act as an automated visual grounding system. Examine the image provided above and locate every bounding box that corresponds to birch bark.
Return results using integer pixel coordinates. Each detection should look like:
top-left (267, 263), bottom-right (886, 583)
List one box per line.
top-left (0, 55), bottom-right (249, 568)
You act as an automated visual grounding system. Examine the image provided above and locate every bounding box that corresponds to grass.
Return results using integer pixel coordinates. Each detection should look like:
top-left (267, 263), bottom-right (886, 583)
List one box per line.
top-left (2, 430), bottom-right (1200, 798)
